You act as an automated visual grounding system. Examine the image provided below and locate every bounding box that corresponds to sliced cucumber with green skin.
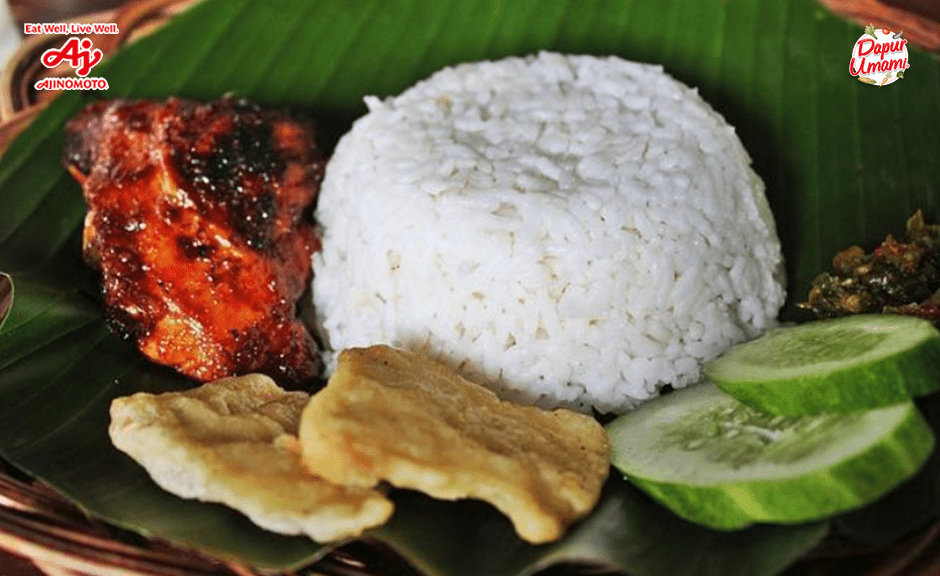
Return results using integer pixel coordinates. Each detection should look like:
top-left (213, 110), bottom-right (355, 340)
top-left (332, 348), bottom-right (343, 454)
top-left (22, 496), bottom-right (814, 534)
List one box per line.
top-left (606, 383), bottom-right (935, 531)
top-left (704, 315), bottom-right (940, 415)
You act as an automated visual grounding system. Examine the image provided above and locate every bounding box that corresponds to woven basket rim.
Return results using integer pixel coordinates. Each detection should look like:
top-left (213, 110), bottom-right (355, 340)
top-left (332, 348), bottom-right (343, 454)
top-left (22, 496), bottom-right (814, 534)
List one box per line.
top-left (5, 457), bottom-right (940, 576)
top-left (0, 461), bottom-right (423, 576)
top-left (0, 0), bottom-right (199, 153)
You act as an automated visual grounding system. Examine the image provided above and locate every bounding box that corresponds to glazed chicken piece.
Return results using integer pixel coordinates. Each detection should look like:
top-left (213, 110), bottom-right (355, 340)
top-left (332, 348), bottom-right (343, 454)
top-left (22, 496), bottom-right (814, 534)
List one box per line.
top-left (64, 97), bottom-right (324, 384)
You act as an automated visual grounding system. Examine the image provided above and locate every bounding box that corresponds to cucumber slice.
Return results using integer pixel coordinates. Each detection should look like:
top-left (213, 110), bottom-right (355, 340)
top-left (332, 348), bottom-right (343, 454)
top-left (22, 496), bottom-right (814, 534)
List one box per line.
top-left (704, 315), bottom-right (940, 415)
top-left (606, 383), bottom-right (934, 530)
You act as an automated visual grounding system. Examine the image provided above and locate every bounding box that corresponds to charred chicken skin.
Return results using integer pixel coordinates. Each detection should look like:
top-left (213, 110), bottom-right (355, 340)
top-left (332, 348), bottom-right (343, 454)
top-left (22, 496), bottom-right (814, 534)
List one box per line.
top-left (64, 97), bottom-right (324, 384)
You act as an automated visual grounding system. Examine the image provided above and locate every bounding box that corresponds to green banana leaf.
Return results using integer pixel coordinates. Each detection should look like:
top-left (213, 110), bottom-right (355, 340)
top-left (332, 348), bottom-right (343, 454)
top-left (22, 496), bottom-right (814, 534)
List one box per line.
top-left (1, 0), bottom-right (937, 574)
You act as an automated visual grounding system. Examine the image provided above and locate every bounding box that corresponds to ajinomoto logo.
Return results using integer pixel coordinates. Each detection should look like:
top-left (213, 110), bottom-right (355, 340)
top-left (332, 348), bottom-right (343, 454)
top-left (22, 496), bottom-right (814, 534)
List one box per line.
top-left (25, 22), bottom-right (118, 91)
top-left (849, 24), bottom-right (909, 87)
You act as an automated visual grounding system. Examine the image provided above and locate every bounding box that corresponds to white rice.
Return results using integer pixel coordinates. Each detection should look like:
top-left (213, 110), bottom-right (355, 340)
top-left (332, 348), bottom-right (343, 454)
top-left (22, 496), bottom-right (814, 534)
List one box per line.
top-left (312, 52), bottom-right (785, 414)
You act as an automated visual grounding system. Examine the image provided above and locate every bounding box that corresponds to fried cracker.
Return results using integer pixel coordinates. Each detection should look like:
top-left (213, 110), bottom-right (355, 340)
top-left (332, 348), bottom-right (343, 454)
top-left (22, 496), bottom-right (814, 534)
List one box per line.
top-left (109, 373), bottom-right (393, 542)
top-left (299, 345), bottom-right (610, 543)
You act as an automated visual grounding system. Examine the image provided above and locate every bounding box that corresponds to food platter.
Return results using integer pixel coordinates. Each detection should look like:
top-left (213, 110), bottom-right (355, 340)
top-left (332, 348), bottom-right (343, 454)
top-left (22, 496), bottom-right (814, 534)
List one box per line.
top-left (1, 0), bottom-right (940, 575)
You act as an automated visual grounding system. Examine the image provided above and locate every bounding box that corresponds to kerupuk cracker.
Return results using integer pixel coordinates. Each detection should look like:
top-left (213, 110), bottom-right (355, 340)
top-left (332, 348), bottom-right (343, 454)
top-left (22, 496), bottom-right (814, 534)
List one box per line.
top-left (109, 373), bottom-right (393, 542)
top-left (299, 345), bottom-right (610, 543)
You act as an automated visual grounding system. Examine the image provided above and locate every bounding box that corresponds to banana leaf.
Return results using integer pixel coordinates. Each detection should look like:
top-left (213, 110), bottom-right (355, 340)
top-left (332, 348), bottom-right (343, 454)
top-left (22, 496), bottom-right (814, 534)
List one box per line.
top-left (1, 0), bottom-right (937, 573)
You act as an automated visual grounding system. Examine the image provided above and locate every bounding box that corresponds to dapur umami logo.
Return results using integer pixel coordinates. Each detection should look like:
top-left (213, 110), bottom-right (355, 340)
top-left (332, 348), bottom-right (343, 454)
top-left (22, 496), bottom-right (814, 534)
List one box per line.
top-left (24, 21), bottom-right (118, 91)
top-left (850, 24), bottom-right (909, 87)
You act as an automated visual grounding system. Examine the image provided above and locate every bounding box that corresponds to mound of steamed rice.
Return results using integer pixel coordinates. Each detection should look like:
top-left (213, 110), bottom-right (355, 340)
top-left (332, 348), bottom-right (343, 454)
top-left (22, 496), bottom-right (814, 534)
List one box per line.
top-left (312, 52), bottom-right (785, 414)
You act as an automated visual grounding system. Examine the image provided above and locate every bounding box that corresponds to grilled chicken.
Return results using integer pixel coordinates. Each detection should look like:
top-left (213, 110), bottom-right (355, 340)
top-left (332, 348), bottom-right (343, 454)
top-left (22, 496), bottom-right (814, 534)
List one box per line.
top-left (64, 97), bottom-right (324, 384)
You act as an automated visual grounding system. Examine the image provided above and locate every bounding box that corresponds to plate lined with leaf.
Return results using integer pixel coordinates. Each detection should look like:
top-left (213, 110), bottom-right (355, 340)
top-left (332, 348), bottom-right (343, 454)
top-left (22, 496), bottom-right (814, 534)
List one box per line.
top-left (0, 0), bottom-right (938, 575)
